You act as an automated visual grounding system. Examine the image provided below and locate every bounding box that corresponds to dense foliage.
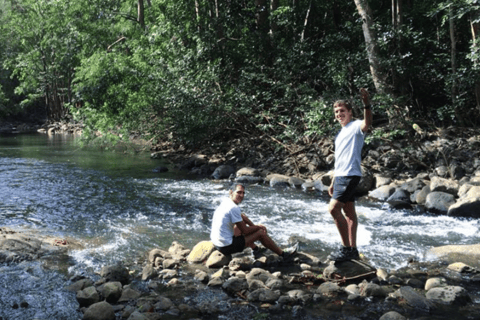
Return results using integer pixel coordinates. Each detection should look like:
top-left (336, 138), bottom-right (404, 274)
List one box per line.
top-left (1, 0), bottom-right (479, 145)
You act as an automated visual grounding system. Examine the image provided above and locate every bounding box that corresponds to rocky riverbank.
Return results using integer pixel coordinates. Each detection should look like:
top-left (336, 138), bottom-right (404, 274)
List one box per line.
top-left (2, 226), bottom-right (480, 320)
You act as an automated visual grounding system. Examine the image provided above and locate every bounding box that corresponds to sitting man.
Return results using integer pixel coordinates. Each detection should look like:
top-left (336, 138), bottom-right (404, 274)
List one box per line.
top-left (210, 183), bottom-right (296, 259)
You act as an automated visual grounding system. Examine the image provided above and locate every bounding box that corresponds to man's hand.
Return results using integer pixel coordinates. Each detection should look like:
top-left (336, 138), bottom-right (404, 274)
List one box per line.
top-left (360, 88), bottom-right (370, 106)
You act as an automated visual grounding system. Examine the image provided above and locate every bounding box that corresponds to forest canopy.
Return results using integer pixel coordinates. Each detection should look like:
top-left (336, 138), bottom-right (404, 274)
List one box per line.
top-left (1, 0), bottom-right (480, 146)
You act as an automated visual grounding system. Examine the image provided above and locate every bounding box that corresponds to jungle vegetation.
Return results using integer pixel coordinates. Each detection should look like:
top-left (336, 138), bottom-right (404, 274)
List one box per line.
top-left (1, 0), bottom-right (479, 147)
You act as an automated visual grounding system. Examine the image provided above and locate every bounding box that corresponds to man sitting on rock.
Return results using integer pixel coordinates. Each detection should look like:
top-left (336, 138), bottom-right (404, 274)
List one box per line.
top-left (210, 183), bottom-right (297, 260)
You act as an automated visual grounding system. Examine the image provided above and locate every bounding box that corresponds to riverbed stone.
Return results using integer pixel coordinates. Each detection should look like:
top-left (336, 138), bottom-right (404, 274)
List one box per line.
top-left (154, 296), bottom-right (174, 310)
top-left (126, 311), bottom-right (149, 320)
top-left (267, 173), bottom-right (291, 188)
top-left (425, 191), bottom-right (455, 213)
top-left (391, 286), bottom-right (434, 311)
top-left (430, 176), bottom-right (459, 195)
top-left (429, 244), bottom-right (480, 268)
top-left (168, 241), bottom-right (190, 256)
top-left (222, 277), bottom-right (248, 294)
top-left (83, 301), bottom-right (115, 320)
top-left (194, 269), bottom-right (209, 283)
top-left (426, 286), bottom-right (471, 305)
top-left (379, 311), bottom-right (407, 320)
top-left (447, 196), bottom-right (480, 218)
top-left (118, 287), bottom-right (141, 302)
top-left (247, 288), bottom-right (281, 302)
top-left (142, 264), bottom-right (157, 281)
top-left (359, 281), bottom-right (387, 297)
top-left (235, 175), bottom-right (264, 184)
top-left (316, 282), bottom-right (344, 297)
top-left (206, 250), bottom-right (231, 268)
top-left (211, 165), bottom-right (235, 179)
top-left (66, 278), bottom-right (94, 292)
top-left (415, 185), bottom-right (430, 205)
top-left (236, 167), bottom-right (263, 177)
top-left (148, 248), bottom-right (170, 264)
top-left (187, 241), bottom-right (215, 264)
top-left (100, 264), bottom-right (130, 285)
top-left (77, 286), bottom-right (100, 307)
top-left (447, 262), bottom-right (477, 273)
top-left (98, 281), bottom-right (122, 303)
top-left (425, 277), bottom-right (447, 290)
top-left (368, 185), bottom-right (396, 201)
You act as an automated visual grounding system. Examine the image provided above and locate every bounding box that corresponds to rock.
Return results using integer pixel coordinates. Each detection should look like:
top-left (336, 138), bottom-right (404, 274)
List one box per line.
top-left (152, 166), bottom-right (168, 173)
top-left (379, 311), bottom-right (407, 320)
top-left (118, 287), bottom-right (141, 302)
top-left (236, 167), bottom-right (263, 177)
top-left (428, 244), bottom-right (480, 268)
top-left (98, 281), bottom-right (122, 303)
top-left (206, 250), bottom-right (231, 268)
top-left (141, 264), bottom-right (157, 281)
top-left (316, 282), bottom-right (344, 297)
top-left (247, 288), bottom-right (281, 302)
top-left (368, 185), bottom-right (396, 201)
top-left (154, 296), bottom-right (174, 310)
top-left (222, 277), bottom-right (248, 294)
top-left (358, 282), bottom-right (386, 297)
top-left (375, 175), bottom-right (392, 188)
top-left (194, 270), bottom-right (209, 283)
top-left (168, 241), bottom-right (190, 256)
top-left (248, 279), bottom-right (268, 291)
top-left (345, 284), bottom-right (360, 295)
top-left (376, 269), bottom-right (389, 282)
top-left (289, 176), bottom-right (305, 188)
top-left (159, 269), bottom-right (178, 279)
top-left (447, 262), bottom-right (477, 273)
top-left (426, 286), bottom-right (471, 305)
top-left (356, 168), bottom-right (374, 194)
top-left (323, 260), bottom-right (376, 282)
top-left (416, 185), bottom-right (431, 205)
top-left (267, 174), bottom-right (291, 188)
top-left (126, 311), bottom-right (149, 320)
top-left (83, 301), bottom-right (115, 320)
top-left (148, 248), bottom-right (169, 264)
top-left (400, 178), bottom-right (426, 193)
top-left (66, 278), bottom-right (94, 292)
top-left (387, 188), bottom-right (410, 202)
top-left (246, 268), bottom-right (273, 283)
top-left (77, 286), bottom-right (99, 308)
top-left (163, 259), bottom-right (179, 269)
top-left (235, 175), bottom-right (264, 184)
top-left (430, 176), bottom-right (459, 195)
top-left (391, 286), bottom-right (435, 311)
top-left (286, 289), bottom-right (312, 304)
top-left (424, 192), bottom-right (455, 213)
top-left (425, 277), bottom-right (447, 290)
top-left (447, 196), bottom-right (480, 218)
top-left (100, 264), bottom-right (130, 285)
top-left (212, 165), bottom-right (236, 179)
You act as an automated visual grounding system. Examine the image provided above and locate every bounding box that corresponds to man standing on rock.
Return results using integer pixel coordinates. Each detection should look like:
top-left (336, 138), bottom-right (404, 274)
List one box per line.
top-left (210, 183), bottom-right (296, 260)
top-left (327, 88), bottom-right (372, 262)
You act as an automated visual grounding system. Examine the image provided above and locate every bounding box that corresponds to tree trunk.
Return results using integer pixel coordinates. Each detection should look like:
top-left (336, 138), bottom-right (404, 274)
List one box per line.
top-left (137, 0), bottom-right (145, 30)
top-left (300, 1), bottom-right (312, 42)
top-left (470, 11), bottom-right (480, 115)
top-left (353, 0), bottom-right (390, 95)
top-left (270, 0), bottom-right (279, 35)
top-left (449, 7), bottom-right (465, 126)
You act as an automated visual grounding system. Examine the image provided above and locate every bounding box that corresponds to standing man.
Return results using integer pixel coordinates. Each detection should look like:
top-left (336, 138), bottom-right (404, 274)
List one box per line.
top-left (327, 88), bottom-right (372, 262)
top-left (210, 183), bottom-right (297, 260)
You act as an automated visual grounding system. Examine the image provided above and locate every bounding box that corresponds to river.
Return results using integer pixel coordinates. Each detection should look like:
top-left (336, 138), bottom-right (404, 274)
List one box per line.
top-left (1, 132), bottom-right (479, 319)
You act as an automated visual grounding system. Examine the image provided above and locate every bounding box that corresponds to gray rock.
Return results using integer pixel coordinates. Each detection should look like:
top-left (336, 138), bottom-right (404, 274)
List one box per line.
top-left (206, 250), bottom-right (231, 268)
top-left (194, 270), bottom-right (209, 283)
top-left (425, 277), bottom-right (447, 291)
top-left (154, 296), bottom-right (174, 310)
top-left (359, 282), bottom-right (386, 297)
top-left (118, 287), bottom-right (141, 302)
top-left (127, 311), bottom-right (149, 320)
top-left (141, 264), bottom-right (157, 281)
top-left (400, 178), bottom-right (426, 193)
top-left (316, 282), bottom-right (344, 297)
top-left (426, 286), bottom-right (471, 305)
top-left (247, 288), bottom-right (281, 302)
top-left (430, 176), bottom-right (459, 195)
top-left (416, 185), bottom-right (431, 205)
top-left (368, 185), bottom-right (396, 201)
top-left (212, 165), bottom-right (235, 179)
top-left (387, 188), bottom-right (410, 202)
top-left (425, 192), bottom-right (455, 213)
top-left (379, 311), bottom-right (407, 320)
top-left (98, 281), bottom-right (122, 303)
top-left (100, 264), bottom-right (130, 285)
top-left (391, 286), bottom-right (435, 311)
top-left (235, 175), bottom-right (264, 185)
top-left (76, 286), bottom-right (99, 307)
top-left (66, 278), bottom-right (94, 292)
top-left (83, 301), bottom-right (115, 320)
top-left (222, 277), bottom-right (248, 293)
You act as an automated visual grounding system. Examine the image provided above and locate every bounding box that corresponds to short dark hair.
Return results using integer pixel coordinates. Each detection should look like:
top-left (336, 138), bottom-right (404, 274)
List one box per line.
top-left (230, 183), bottom-right (245, 192)
top-left (333, 100), bottom-right (352, 111)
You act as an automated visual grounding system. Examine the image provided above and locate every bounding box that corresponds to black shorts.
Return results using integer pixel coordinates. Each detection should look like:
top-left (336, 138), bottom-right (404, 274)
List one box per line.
top-left (217, 236), bottom-right (245, 255)
top-left (332, 176), bottom-right (361, 203)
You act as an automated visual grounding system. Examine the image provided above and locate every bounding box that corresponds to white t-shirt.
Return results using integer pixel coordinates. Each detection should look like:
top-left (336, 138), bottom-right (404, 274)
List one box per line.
top-left (210, 198), bottom-right (243, 247)
top-left (334, 119), bottom-right (364, 177)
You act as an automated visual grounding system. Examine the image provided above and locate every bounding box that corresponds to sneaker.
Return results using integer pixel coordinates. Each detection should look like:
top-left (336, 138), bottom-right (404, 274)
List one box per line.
top-left (327, 246), bottom-right (358, 262)
top-left (253, 246), bottom-right (267, 259)
top-left (282, 242), bottom-right (299, 260)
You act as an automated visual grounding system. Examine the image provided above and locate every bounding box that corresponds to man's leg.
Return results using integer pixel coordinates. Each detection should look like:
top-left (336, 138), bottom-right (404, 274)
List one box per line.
top-left (244, 228), bottom-right (282, 255)
top-left (328, 198), bottom-right (351, 247)
top-left (343, 201), bottom-right (357, 248)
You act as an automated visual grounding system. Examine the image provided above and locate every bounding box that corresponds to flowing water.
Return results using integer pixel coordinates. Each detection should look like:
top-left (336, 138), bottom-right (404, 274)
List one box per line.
top-left (1, 133), bottom-right (479, 319)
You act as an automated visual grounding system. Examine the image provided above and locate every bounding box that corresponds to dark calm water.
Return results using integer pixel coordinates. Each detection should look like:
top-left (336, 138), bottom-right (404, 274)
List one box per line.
top-left (1, 133), bottom-right (479, 319)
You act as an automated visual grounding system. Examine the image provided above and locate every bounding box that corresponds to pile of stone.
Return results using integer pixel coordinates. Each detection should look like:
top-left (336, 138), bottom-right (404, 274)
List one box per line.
top-left (69, 240), bottom-right (480, 320)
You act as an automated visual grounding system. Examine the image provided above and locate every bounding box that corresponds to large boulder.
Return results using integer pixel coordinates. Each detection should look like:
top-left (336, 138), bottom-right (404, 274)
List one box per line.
top-left (424, 192), bottom-right (455, 213)
top-left (77, 286), bottom-right (99, 308)
top-left (98, 281), bottom-right (122, 304)
top-left (428, 244), bottom-right (480, 268)
top-left (368, 185), bottom-right (396, 201)
top-left (447, 197), bottom-right (480, 218)
top-left (187, 241), bottom-right (215, 264)
top-left (426, 286), bottom-right (471, 305)
top-left (100, 264), bottom-right (130, 285)
top-left (429, 176), bottom-right (459, 195)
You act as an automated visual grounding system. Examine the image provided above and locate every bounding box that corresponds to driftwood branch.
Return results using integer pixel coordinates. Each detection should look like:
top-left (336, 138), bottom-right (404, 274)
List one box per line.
top-left (107, 37), bottom-right (127, 52)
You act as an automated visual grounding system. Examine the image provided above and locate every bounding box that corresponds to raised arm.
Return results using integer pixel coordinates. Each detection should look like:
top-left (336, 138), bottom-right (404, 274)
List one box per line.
top-left (360, 88), bottom-right (373, 133)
